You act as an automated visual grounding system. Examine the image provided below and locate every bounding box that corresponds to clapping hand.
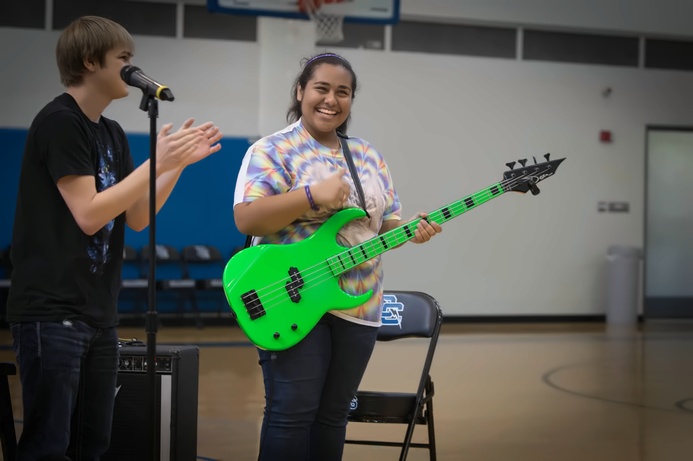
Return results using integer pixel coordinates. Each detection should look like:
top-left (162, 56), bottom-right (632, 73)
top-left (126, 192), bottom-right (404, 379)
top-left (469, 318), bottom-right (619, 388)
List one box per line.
top-left (156, 118), bottom-right (222, 173)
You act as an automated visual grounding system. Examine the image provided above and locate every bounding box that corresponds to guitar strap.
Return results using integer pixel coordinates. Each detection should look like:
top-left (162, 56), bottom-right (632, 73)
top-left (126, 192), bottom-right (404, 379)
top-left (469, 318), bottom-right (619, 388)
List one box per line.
top-left (338, 134), bottom-right (370, 219)
top-left (243, 134), bottom-right (370, 249)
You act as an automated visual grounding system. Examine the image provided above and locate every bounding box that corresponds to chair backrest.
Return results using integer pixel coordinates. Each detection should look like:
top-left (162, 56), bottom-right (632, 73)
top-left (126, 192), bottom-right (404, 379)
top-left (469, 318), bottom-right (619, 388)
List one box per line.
top-left (181, 244), bottom-right (224, 281)
top-left (122, 244), bottom-right (138, 262)
top-left (141, 244), bottom-right (181, 262)
top-left (182, 245), bottom-right (222, 263)
top-left (121, 245), bottom-right (144, 280)
top-left (378, 290), bottom-right (443, 341)
top-left (141, 244), bottom-right (186, 281)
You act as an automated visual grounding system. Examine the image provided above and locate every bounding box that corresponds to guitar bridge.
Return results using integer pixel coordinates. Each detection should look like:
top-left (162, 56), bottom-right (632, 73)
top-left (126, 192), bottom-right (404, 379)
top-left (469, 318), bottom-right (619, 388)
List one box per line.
top-left (241, 290), bottom-right (265, 320)
top-left (286, 267), bottom-right (305, 303)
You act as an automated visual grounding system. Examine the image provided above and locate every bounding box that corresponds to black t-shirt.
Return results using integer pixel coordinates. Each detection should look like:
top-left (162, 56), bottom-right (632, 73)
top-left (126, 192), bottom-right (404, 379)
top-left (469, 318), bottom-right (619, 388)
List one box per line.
top-left (6, 93), bottom-right (134, 327)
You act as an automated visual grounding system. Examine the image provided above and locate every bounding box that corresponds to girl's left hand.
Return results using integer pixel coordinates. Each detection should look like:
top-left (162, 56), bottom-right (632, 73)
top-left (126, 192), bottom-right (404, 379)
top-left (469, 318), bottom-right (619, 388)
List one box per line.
top-left (411, 212), bottom-right (442, 244)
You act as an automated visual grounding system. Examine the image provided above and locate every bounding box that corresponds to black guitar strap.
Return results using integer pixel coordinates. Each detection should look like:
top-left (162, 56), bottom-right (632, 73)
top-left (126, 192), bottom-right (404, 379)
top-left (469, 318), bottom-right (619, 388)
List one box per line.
top-left (338, 133), bottom-right (370, 219)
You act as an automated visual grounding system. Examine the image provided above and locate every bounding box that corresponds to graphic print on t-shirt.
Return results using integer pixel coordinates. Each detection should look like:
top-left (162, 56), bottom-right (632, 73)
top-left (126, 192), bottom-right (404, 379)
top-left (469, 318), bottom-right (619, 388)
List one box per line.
top-left (87, 139), bottom-right (116, 274)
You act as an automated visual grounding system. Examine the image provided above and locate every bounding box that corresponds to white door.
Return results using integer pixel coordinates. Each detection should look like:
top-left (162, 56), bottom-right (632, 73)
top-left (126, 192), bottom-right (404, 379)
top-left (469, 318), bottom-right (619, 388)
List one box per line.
top-left (645, 128), bottom-right (693, 318)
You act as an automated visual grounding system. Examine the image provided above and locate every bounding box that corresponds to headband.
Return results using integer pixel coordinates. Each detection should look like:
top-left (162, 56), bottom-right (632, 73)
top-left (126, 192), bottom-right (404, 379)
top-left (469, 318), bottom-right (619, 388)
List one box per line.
top-left (304, 52), bottom-right (347, 67)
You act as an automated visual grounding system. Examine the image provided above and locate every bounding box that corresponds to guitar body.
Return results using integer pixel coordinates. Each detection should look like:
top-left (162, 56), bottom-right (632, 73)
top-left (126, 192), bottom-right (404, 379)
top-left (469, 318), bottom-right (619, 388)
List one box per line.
top-left (223, 207), bottom-right (373, 351)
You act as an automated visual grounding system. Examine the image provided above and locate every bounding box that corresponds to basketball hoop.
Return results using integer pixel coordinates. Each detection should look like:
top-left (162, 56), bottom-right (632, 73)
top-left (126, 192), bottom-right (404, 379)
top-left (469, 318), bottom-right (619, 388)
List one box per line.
top-left (298, 0), bottom-right (346, 44)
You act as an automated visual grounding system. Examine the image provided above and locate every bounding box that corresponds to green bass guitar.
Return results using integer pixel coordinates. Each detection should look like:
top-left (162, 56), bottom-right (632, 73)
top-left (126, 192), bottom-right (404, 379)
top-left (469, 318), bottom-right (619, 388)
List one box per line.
top-left (223, 155), bottom-right (565, 350)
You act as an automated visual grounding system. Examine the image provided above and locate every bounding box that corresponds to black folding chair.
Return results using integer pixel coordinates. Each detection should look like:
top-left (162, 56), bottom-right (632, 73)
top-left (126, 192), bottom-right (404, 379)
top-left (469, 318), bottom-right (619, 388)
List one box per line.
top-left (182, 244), bottom-right (226, 317)
top-left (119, 245), bottom-right (148, 317)
top-left (142, 244), bottom-right (200, 326)
top-left (345, 290), bottom-right (443, 461)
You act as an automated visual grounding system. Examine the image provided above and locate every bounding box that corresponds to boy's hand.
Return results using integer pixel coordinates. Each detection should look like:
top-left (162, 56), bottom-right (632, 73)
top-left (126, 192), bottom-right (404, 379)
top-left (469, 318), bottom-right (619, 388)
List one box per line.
top-left (156, 119), bottom-right (222, 173)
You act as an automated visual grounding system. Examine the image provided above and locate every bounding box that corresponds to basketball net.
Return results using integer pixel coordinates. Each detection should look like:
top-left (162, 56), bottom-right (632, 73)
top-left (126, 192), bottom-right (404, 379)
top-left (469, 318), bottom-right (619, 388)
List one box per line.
top-left (298, 0), bottom-right (346, 44)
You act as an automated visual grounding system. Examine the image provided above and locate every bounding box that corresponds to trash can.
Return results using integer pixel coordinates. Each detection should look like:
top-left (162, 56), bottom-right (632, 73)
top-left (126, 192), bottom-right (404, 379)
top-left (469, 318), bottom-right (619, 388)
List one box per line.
top-left (606, 245), bottom-right (641, 325)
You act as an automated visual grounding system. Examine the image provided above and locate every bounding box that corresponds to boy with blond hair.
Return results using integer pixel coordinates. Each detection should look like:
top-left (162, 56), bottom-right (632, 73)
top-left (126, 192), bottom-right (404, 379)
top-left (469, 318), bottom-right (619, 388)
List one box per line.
top-left (6, 15), bottom-right (222, 459)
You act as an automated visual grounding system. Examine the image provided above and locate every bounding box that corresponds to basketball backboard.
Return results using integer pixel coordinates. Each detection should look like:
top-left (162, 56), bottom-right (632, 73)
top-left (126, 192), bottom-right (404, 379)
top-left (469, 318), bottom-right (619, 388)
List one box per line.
top-left (207, 0), bottom-right (400, 24)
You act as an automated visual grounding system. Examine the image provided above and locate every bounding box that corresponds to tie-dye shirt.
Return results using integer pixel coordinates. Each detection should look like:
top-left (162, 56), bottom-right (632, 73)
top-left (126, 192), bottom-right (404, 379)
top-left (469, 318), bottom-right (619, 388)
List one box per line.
top-left (234, 119), bottom-right (401, 325)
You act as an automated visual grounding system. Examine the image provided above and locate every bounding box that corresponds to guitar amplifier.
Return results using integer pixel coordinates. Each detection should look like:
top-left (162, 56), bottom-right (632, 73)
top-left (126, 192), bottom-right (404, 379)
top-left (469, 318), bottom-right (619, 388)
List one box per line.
top-left (102, 344), bottom-right (199, 461)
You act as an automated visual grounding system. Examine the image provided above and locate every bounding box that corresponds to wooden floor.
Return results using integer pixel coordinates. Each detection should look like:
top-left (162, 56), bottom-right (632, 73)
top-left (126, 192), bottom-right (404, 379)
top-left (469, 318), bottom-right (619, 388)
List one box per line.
top-left (2, 319), bottom-right (693, 461)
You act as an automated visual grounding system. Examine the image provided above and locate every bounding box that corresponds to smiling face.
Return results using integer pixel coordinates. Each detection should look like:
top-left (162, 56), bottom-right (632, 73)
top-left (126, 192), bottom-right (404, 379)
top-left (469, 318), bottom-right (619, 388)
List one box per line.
top-left (297, 63), bottom-right (354, 148)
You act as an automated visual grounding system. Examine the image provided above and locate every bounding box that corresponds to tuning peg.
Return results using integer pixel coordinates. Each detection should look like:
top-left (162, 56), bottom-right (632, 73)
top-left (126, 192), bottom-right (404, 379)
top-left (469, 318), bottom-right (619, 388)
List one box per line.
top-left (544, 153), bottom-right (551, 162)
top-left (533, 156), bottom-right (538, 164)
top-left (505, 161), bottom-right (516, 170)
top-left (518, 158), bottom-right (527, 167)
top-left (528, 181), bottom-right (541, 195)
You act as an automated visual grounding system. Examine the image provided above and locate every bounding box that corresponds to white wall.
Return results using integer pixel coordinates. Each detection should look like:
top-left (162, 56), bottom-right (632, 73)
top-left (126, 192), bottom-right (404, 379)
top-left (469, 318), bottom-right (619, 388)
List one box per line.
top-left (402, 0), bottom-right (693, 37)
top-left (0, 29), bottom-right (259, 135)
top-left (2, 0), bottom-right (693, 316)
top-left (348, 52), bottom-right (693, 315)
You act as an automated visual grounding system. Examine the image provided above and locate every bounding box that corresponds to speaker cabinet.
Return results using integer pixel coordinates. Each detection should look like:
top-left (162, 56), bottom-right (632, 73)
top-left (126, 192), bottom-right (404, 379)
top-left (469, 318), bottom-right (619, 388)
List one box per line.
top-left (103, 344), bottom-right (199, 461)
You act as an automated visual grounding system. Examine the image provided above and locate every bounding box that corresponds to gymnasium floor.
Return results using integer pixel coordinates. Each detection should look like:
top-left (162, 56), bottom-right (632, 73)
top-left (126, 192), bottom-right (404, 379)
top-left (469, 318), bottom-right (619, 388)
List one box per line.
top-left (1, 319), bottom-right (692, 461)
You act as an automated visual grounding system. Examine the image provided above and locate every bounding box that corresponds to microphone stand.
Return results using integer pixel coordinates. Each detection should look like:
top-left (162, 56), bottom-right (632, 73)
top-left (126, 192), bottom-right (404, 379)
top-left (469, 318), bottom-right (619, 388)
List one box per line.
top-left (138, 90), bottom-right (161, 461)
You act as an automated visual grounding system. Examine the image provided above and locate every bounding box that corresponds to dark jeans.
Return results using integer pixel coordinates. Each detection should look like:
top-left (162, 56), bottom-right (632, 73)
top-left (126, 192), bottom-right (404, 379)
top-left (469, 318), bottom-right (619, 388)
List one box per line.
top-left (11, 320), bottom-right (119, 461)
top-left (257, 313), bottom-right (379, 461)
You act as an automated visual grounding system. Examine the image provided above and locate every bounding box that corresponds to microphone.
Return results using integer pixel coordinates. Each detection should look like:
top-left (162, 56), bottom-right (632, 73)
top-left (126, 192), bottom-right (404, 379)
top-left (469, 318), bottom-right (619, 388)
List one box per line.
top-left (120, 65), bottom-right (175, 101)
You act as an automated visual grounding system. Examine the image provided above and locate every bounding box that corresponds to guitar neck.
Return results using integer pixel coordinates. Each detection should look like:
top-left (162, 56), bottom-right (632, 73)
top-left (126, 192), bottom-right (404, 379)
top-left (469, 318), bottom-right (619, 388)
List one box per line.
top-left (326, 181), bottom-right (507, 276)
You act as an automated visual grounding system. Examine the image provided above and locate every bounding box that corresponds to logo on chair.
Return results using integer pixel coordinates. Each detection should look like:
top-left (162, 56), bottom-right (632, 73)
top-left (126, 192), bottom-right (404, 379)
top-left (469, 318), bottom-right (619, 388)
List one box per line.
top-left (350, 395), bottom-right (358, 411)
top-left (381, 294), bottom-right (404, 328)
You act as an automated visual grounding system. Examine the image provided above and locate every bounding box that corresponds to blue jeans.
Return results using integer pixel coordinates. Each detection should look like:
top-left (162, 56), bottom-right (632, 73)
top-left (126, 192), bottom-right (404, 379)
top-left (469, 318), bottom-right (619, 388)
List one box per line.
top-left (11, 320), bottom-right (119, 461)
top-left (257, 313), bottom-right (379, 461)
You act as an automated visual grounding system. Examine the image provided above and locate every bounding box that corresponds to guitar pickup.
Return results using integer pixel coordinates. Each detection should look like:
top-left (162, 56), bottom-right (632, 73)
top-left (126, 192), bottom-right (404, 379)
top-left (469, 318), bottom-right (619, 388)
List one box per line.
top-left (285, 267), bottom-right (305, 303)
top-left (241, 290), bottom-right (265, 320)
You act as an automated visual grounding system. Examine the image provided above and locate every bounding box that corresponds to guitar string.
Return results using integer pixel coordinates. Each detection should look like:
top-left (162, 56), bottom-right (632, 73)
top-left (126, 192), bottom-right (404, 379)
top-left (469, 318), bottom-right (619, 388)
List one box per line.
top-left (240, 168), bottom-right (548, 319)
top-left (240, 167), bottom-right (551, 319)
top-left (237, 165), bottom-right (554, 319)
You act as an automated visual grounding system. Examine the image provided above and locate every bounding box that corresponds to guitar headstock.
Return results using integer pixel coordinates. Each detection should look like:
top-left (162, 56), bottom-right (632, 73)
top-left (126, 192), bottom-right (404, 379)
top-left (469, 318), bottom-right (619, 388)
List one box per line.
top-left (502, 154), bottom-right (566, 195)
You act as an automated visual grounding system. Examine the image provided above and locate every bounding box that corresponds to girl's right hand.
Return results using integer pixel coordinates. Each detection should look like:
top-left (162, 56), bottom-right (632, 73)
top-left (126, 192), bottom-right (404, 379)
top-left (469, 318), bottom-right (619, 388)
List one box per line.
top-left (311, 169), bottom-right (351, 209)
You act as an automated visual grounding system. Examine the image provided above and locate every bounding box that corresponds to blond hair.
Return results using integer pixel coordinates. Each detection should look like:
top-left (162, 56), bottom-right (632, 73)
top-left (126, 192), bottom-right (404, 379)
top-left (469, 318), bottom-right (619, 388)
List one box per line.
top-left (56, 16), bottom-right (134, 87)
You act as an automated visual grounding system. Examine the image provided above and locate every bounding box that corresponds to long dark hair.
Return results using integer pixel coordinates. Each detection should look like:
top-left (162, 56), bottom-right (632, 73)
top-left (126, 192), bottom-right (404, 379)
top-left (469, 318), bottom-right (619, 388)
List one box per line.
top-left (286, 52), bottom-right (358, 135)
